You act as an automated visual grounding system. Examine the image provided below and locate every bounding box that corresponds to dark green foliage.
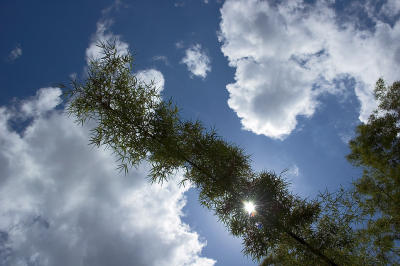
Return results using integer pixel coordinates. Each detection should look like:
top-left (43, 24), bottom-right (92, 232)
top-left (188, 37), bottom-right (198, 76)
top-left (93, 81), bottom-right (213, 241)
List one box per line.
top-left (347, 79), bottom-right (400, 262)
top-left (66, 42), bottom-right (391, 265)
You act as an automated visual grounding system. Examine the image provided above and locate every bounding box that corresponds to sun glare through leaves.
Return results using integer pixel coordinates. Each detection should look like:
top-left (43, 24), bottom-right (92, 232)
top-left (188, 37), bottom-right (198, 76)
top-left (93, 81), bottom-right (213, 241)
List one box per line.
top-left (243, 201), bottom-right (256, 216)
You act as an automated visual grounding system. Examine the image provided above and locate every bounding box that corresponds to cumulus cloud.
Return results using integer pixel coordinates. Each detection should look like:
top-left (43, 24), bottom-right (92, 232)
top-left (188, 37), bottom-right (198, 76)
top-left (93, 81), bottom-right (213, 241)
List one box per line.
top-left (181, 44), bottom-right (211, 79)
top-left (8, 45), bottom-right (22, 61)
top-left (380, 0), bottom-right (400, 18)
top-left (132, 59), bottom-right (166, 105)
top-left (136, 69), bottom-right (166, 97)
top-left (85, 19), bottom-right (129, 64)
top-left (86, 19), bottom-right (164, 99)
top-left (219, 0), bottom-right (400, 139)
top-left (21, 87), bottom-right (62, 116)
top-left (0, 88), bottom-right (216, 266)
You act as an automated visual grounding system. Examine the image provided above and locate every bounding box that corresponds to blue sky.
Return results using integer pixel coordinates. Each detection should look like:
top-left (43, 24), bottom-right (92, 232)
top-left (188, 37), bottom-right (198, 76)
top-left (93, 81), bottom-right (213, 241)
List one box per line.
top-left (0, 0), bottom-right (399, 265)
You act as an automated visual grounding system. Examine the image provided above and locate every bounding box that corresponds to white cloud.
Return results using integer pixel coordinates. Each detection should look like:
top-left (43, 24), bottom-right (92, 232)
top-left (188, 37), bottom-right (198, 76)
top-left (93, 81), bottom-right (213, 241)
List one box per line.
top-left (21, 87), bottom-right (62, 116)
top-left (136, 69), bottom-right (165, 94)
top-left (380, 0), bottom-right (400, 18)
top-left (181, 44), bottom-right (211, 79)
top-left (85, 20), bottom-right (129, 64)
top-left (219, 0), bottom-right (400, 139)
top-left (86, 19), bottom-right (164, 99)
top-left (8, 45), bottom-right (22, 61)
top-left (0, 88), bottom-right (216, 266)
top-left (152, 55), bottom-right (170, 66)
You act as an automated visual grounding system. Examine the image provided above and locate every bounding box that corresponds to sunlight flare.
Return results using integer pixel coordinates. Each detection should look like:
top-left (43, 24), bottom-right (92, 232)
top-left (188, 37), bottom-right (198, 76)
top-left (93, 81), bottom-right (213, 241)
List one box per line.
top-left (243, 201), bottom-right (256, 216)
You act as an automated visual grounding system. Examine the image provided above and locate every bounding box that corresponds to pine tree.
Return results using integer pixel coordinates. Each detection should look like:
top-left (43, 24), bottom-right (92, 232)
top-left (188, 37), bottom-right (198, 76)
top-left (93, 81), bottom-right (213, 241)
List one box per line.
top-left (347, 78), bottom-right (400, 262)
top-left (65, 41), bottom-right (380, 265)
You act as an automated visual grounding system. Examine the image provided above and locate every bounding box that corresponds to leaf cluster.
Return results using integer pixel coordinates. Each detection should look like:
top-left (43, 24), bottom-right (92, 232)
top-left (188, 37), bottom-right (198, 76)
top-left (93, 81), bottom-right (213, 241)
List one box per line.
top-left (347, 78), bottom-right (400, 263)
top-left (65, 41), bottom-right (396, 265)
